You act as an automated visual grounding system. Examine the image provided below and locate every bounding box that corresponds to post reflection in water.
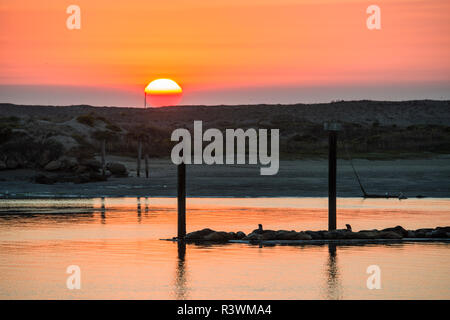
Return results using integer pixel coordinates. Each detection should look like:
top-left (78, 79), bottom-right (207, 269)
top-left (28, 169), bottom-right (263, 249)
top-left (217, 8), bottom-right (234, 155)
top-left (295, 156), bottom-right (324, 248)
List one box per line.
top-left (174, 241), bottom-right (188, 299)
top-left (100, 197), bottom-right (106, 224)
top-left (325, 243), bottom-right (343, 299)
top-left (144, 197), bottom-right (149, 214)
top-left (137, 197), bottom-right (142, 223)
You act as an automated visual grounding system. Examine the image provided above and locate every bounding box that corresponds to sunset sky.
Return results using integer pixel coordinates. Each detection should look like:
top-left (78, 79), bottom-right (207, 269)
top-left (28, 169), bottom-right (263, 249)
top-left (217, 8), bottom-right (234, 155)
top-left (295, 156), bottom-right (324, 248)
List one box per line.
top-left (0, 0), bottom-right (449, 106)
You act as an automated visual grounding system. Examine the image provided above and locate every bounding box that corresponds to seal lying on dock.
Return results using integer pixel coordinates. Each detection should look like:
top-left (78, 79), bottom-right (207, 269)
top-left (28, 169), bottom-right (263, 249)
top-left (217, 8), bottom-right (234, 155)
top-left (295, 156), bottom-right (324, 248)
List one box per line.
top-left (175, 225), bottom-right (450, 243)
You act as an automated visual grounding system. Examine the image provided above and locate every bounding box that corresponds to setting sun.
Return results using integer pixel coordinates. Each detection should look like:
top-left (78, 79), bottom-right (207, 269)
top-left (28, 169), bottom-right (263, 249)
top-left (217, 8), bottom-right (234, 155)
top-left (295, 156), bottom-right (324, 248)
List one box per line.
top-left (145, 79), bottom-right (183, 107)
top-left (0, 0), bottom-right (449, 304)
top-left (145, 79), bottom-right (182, 95)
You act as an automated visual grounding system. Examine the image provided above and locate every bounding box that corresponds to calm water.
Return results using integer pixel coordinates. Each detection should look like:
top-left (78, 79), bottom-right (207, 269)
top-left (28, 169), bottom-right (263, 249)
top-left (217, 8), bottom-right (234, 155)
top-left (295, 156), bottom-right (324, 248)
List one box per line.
top-left (0, 197), bottom-right (449, 299)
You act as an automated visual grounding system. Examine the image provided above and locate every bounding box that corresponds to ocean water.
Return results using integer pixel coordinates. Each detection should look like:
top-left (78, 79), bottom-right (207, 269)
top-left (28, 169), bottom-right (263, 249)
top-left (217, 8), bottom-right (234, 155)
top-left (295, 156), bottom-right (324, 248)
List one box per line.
top-left (0, 197), bottom-right (449, 299)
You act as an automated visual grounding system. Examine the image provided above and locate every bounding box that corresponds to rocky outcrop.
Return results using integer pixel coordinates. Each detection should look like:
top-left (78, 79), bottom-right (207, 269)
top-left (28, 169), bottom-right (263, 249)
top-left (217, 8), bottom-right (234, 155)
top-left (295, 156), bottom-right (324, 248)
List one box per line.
top-left (245, 230), bottom-right (313, 241)
top-left (409, 226), bottom-right (450, 238)
top-left (44, 160), bottom-right (63, 171)
top-left (80, 159), bottom-right (102, 171)
top-left (377, 231), bottom-right (403, 239)
top-left (235, 231), bottom-right (246, 239)
top-left (204, 231), bottom-right (234, 242)
top-left (180, 225), bottom-right (450, 243)
top-left (185, 228), bottom-right (216, 240)
top-left (33, 157), bottom-right (129, 184)
top-left (106, 162), bottom-right (128, 177)
top-left (184, 228), bottom-right (247, 242)
top-left (42, 157), bottom-right (83, 172)
top-left (381, 226), bottom-right (408, 237)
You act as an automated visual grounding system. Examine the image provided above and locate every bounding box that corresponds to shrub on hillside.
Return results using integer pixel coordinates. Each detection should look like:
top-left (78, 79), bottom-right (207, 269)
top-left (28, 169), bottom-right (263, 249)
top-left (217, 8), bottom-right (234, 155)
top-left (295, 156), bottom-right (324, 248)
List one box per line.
top-left (76, 114), bottom-right (96, 127)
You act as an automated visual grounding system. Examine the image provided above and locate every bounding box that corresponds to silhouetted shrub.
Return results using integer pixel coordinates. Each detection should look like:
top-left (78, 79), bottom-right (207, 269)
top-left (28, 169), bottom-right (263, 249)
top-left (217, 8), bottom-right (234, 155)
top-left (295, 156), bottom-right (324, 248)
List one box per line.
top-left (0, 137), bottom-right (64, 167)
top-left (69, 146), bottom-right (96, 162)
top-left (106, 123), bottom-right (121, 132)
top-left (76, 114), bottom-right (96, 127)
top-left (0, 127), bottom-right (12, 144)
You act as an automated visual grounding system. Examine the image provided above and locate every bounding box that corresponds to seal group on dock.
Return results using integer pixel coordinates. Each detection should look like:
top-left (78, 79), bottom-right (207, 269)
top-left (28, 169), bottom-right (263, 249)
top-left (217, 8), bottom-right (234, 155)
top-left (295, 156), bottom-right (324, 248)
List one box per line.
top-left (177, 225), bottom-right (450, 243)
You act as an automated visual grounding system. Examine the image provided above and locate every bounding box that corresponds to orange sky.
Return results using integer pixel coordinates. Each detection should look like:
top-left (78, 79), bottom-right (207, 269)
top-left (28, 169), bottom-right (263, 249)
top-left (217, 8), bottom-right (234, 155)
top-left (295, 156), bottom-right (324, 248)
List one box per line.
top-left (0, 0), bottom-right (449, 106)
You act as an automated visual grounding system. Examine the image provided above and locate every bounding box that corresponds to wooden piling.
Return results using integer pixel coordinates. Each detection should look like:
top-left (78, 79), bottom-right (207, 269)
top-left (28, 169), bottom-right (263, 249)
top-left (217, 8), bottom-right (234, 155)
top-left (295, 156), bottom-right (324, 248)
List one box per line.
top-left (325, 122), bottom-right (341, 231)
top-left (177, 163), bottom-right (186, 240)
top-left (328, 130), bottom-right (337, 231)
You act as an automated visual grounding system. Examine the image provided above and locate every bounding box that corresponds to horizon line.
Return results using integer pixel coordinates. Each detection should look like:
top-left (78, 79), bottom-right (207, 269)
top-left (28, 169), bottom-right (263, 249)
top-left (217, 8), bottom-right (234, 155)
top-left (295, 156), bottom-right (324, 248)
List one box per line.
top-left (1, 99), bottom-right (449, 110)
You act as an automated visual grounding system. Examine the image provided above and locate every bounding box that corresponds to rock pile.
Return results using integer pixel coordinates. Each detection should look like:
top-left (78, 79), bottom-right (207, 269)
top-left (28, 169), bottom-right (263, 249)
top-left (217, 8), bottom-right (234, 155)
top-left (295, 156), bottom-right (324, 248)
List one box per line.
top-left (182, 225), bottom-right (450, 242)
top-left (34, 158), bottom-right (128, 184)
top-left (185, 228), bottom-right (246, 242)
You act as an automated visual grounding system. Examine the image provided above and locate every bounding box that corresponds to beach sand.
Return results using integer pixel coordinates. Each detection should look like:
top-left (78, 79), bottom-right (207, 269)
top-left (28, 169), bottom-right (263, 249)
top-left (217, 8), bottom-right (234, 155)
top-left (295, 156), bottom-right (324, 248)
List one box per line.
top-left (1, 155), bottom-right (449, 198)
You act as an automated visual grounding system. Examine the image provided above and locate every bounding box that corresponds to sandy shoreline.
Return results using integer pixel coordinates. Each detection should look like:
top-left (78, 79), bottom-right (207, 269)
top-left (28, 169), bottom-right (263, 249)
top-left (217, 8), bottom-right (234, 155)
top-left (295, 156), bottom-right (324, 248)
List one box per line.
top-left (1, 156), bottom-right (449, 198)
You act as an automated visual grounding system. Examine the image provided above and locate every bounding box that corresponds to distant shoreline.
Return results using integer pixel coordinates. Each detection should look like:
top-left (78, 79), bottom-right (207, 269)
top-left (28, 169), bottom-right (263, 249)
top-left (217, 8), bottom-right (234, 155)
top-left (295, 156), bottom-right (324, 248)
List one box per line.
top-left (1, 101), bottom-right (449, 199)
top-left (3, 196), bottom-right (450, 200)
top-left (1, 157), bottom-right (449, 199)
top-left (1, 98), bottom-right (449, 108)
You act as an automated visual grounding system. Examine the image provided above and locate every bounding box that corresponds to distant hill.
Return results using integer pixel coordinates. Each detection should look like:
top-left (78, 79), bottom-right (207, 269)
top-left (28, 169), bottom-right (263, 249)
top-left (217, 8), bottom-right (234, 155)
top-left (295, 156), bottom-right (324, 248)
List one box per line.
top-left (0, 100), bottom-right (449, 170)
top-left (1, 100), bottom-right (449, 127)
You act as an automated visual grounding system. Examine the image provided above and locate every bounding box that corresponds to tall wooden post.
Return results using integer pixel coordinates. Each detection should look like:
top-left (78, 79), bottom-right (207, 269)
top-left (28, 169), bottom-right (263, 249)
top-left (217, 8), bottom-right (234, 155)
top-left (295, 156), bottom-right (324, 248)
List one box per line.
top-left (325, 122), bottom-right (341, 231)
top-left (177, 163), bottom-right (186, 240)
